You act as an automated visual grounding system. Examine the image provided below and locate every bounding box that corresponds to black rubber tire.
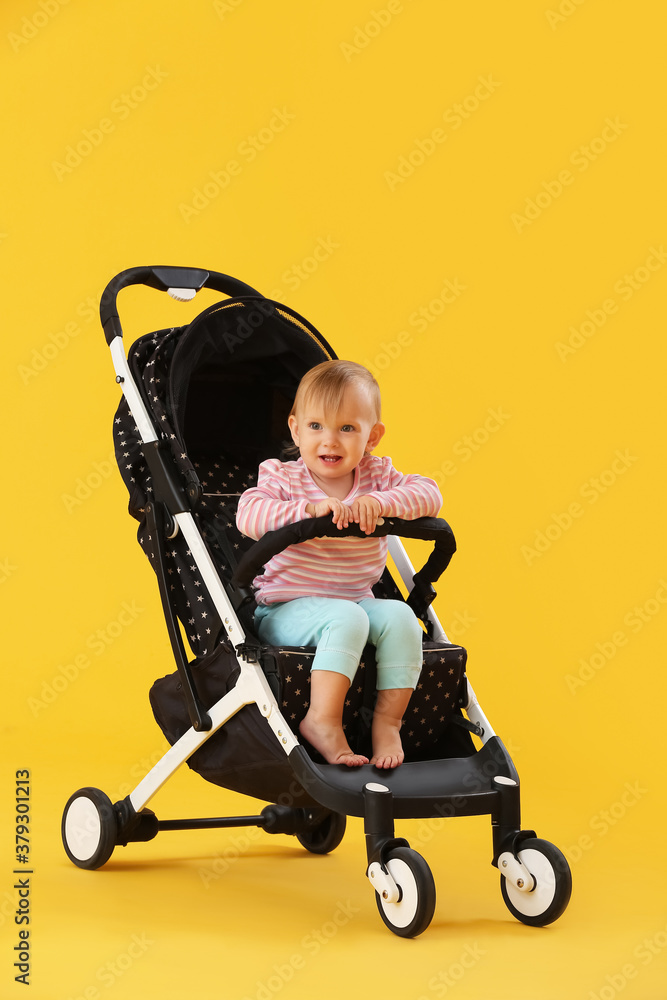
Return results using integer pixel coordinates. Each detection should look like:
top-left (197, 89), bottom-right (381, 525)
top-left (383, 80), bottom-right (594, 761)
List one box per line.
top-left (500, 837), bottom-right (572, 926)
top-left (62, 787), bottom-right (117, 870)
top-left (296, 810), bottom-right (346, 854)
top-left (375, 846), bottom-right (436, 938)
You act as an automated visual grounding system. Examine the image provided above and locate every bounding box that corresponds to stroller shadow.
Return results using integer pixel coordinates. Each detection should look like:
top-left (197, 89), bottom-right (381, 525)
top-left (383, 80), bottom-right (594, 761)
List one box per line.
top-left (96, 843), bottom-right (328, 873)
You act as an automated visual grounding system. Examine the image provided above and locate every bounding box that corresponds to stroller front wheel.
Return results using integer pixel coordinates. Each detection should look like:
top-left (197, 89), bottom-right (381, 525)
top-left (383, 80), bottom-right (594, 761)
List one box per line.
top-left (375, 846), bottom-right (436, 938)
top-left (62, 787), bottom-right (117, 870)
top-left (500, 837), bottom-right (572, 926)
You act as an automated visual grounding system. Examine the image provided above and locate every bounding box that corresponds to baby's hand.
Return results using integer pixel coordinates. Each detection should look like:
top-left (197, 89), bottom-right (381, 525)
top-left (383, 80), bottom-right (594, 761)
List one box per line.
top-left (349, 495), bottom-right (383, 534)
top-left (305, 498), bottom-right (353, 528)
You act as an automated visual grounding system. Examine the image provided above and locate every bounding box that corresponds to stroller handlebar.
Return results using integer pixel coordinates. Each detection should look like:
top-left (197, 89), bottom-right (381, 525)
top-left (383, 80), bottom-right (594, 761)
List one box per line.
top-left (232, 514), bottom-right (456, 591)
top-left (100, 266), bottom-right (263, 344)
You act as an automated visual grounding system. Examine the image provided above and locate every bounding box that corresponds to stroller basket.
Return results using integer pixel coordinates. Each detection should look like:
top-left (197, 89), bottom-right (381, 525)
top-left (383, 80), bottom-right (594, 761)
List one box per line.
top-left (62, 266), bottom-right (572, 938)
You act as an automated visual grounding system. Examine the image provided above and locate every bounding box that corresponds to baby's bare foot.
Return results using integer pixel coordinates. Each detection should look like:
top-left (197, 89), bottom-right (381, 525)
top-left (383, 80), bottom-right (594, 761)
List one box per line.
top-left (299, 711), bottom-right (369, 767)
top-left (370, 715), bottom-right (405, 769)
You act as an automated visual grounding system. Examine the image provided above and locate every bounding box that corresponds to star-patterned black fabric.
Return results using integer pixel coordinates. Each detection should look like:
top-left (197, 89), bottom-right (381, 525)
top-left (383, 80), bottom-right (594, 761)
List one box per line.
top-left (113, 327), bottom-right (263, 657)
top-left (149, 637), bottom-right (471, 801)
top-left (112, 300), bottom-right (336, 659)
top-left (270, 641), bottom-right (468, 763)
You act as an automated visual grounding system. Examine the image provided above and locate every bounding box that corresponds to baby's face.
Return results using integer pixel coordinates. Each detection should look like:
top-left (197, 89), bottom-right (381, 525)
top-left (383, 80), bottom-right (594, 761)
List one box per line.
top-left (288, 384), bottom-right (384, 489)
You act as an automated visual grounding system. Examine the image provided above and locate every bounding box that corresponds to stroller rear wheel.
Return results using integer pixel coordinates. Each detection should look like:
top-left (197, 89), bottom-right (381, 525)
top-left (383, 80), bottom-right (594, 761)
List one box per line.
top-left (375, 846), bottom-right (436, 938)
top-left (62, 787), bottom-right (117, 870)
top-left (500, 837), bottom-right (572, 926)
top-left (296, 810), bottom-right (346, 855)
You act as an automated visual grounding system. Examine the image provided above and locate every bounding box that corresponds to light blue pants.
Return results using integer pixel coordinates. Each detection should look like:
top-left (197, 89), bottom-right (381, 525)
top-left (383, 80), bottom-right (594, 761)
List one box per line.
top-left (254, 597), bottom-right (423, 690)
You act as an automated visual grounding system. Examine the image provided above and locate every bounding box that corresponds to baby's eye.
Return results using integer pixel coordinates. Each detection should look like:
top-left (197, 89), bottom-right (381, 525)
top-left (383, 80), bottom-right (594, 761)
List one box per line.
top-left (308, 421), bottom-right (322, 430)
top-left (340, 424), bottom-right (355, 432)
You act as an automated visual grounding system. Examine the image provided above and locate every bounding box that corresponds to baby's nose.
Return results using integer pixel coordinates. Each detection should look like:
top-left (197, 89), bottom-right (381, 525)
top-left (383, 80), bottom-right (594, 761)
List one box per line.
top-left (323, 427), bottom-right (340, 445)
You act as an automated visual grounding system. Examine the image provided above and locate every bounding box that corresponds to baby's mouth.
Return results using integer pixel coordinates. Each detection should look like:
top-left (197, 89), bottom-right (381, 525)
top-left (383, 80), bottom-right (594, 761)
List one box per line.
top-left (319, 454), bottom-right (342, 464)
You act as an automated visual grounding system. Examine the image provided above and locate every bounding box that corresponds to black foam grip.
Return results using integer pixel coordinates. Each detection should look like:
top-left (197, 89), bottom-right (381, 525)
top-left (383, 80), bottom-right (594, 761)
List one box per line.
top-left (101, 266), bottom-right (263, 342)
top-left (233, 515), bottom-right (456, 589)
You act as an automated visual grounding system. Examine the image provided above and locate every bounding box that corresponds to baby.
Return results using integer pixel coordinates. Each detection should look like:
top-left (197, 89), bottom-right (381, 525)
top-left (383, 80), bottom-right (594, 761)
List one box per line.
top-left (236, 360), bottom-right (442, 768)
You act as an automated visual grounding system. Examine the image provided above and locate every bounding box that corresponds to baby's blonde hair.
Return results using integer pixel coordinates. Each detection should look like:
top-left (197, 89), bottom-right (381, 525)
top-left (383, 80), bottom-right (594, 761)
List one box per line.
top-left (290, 360), bottom-right (381, 422)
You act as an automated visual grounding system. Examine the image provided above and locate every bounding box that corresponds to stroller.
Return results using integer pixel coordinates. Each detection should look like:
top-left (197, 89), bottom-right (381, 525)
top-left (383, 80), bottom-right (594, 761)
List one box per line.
top-left (62, 266), bottom-right (572, 937)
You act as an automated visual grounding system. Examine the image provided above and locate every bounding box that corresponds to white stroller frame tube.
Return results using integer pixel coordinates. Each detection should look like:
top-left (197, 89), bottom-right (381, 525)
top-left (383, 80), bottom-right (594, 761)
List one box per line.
top-left (110, 337), bottom-right (158, 444)
top-left (126, 511), bottom-right (300, 811)
top-left (129, 655), bottom-right (299, 812)
top-left (387, 537), bottom-right (495, 745)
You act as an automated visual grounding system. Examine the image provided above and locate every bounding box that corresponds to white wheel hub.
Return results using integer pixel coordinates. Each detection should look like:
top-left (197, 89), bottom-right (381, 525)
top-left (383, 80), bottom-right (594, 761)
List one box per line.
top-left (503, 847), bottom-right (556, 917)
top-left (378, 857), bottom-right (419, 929)
top-left (64, 797), bottom-right (102, 861)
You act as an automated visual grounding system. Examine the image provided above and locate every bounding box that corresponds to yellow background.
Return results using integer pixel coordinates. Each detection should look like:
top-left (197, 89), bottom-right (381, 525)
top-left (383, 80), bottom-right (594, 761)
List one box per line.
top-left (2, 1), bottom-right (665, 997)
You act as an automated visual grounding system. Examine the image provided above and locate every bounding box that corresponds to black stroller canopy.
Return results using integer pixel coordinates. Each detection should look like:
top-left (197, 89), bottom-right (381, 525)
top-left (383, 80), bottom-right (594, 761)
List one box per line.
top-left (167, 298), bottom-right (335, 467)
top-left (114, 294), bottom-right (337, 658)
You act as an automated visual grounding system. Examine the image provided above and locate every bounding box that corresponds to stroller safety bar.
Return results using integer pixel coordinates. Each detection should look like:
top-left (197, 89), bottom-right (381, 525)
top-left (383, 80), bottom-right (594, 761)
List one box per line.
top-left (233, 514), bottom-right (456, 590)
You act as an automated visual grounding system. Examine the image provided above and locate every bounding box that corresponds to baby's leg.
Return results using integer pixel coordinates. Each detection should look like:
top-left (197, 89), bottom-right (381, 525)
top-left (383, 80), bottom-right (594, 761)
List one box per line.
top-left (300, 599), bottom-right (370, 766)
top-left (300, 671), bottom-right (368, 767)
top-left (256, 597), bottom-right (369, 767)
top-left (371, 688), bottom-right (413, 769)
top-left (360, 599), bottom-right (423, 768)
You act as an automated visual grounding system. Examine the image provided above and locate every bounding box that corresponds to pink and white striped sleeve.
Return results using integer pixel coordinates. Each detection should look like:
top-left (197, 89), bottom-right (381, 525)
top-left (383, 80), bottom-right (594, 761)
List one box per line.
top-left (366, 462), bottom-right (442, 520)
top-left (236, 459), bottom-right (310, 540)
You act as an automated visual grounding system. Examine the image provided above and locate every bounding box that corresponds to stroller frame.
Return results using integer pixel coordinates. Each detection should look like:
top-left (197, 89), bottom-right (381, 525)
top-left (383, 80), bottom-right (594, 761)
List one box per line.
top-left (62, 267), bottom-right (572, 937)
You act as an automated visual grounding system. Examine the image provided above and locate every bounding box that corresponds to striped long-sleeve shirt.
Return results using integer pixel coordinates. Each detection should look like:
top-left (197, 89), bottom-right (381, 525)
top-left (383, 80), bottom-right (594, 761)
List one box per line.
top-left (236, 454), bottom-right (442, 604)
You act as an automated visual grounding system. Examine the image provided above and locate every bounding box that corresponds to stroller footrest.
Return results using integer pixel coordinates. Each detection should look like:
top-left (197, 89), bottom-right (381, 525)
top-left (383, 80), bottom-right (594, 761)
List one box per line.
top-left (288, 736), bottom-right (519, 820)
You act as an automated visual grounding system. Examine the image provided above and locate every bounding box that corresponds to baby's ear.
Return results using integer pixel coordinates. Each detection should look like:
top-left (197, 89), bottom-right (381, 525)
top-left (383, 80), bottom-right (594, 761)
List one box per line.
top-left (366, 421), bottom-right (385, 452)
top-left (288, 414), bottom-right (300, 446)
